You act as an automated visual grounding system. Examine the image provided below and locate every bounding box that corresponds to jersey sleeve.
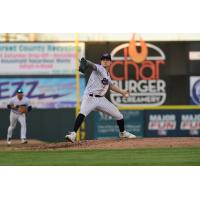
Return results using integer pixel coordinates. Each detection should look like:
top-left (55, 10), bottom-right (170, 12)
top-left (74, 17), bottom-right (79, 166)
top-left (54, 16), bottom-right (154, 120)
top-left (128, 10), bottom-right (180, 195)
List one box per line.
top-left (7, 98), bottom-right (14, 105)
top-left (108, 76), bottom-right (114, 86)
top-left (95, 64), bottom-right (108, 78)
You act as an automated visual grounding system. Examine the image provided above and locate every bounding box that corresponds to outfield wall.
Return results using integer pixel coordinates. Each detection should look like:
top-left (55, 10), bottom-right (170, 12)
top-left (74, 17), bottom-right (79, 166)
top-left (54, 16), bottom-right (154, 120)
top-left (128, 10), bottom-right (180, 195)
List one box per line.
top-left (0, 108), bottom-right (94, 142)
top-left (1, 107), bottom-right (200, 142)
top-left (93, 107), bottom-right (200, 139)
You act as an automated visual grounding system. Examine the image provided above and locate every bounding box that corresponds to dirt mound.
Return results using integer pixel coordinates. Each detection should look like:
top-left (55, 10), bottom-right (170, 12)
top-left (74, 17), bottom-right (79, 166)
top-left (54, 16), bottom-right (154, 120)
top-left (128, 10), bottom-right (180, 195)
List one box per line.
top-left (0, 137), bottom-right (200, 151)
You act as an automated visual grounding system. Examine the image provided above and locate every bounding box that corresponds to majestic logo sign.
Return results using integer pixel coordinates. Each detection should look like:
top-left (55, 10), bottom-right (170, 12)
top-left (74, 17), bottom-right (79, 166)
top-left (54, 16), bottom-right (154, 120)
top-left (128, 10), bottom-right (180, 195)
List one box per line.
top-left (110, 34), bottom-right (166, 107)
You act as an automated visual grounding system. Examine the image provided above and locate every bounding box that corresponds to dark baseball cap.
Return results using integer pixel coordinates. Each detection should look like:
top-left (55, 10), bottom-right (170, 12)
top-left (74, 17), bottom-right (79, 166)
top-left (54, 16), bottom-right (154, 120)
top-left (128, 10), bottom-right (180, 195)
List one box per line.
top-left (17, 89), bottom-right (23, 93)
top-left (101, 53), bottom-right (111, 61)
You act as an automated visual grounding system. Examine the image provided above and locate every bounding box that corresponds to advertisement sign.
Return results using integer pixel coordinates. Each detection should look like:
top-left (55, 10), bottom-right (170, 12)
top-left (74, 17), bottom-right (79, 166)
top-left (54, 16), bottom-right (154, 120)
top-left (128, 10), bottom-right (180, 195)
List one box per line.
top-left (0, 77), bottom-right (85, 108)
top-left (190, 76), bottom-right (200, 105)
top-left (94, 110), bottom-right (144, 139)
top-left (188, 43), bottom-right (200, 75)
top-left (0, 42), bottom-right (85, 75)
top-left (109, 34), bottom-right (166, 107)
top-left (180, 111), bottom-right (200, 136)
top-left (146, 110), bottom-right (177, 136)
top-left (145, 110), bottom-right (200, 137)
top-left (86, 40), bottom-right (193, 105)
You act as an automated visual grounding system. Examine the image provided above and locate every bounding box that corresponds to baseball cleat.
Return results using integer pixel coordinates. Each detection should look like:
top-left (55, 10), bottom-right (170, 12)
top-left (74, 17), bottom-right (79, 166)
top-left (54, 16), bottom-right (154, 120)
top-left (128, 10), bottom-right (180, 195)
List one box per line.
top-left (65, 131), bottom-right (76, 143)
top-left (119, 131), bottom-right (137, 139)
top-left (21, 139), bottom-right (28, 144)
top-left (7, 138), bottom-right (12, 145)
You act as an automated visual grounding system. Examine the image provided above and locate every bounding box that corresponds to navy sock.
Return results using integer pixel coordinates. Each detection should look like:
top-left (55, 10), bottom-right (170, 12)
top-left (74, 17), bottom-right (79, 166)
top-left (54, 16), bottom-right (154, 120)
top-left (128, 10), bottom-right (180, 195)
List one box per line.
top-left (117, 119), bottom-right (125, 132)
top-left (73, 113), bottom-right (85, 132)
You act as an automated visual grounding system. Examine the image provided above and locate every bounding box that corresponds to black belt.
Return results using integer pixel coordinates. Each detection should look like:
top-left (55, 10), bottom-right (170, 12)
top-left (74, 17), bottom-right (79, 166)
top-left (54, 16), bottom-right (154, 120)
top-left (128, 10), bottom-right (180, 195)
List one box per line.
top-left (89, 94), bottom-right (103, 97)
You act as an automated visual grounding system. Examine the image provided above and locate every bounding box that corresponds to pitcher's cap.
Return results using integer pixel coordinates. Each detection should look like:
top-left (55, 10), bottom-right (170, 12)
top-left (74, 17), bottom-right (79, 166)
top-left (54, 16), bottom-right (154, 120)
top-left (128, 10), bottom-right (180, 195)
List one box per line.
top-left (101, 53), bottom-right (111, 61)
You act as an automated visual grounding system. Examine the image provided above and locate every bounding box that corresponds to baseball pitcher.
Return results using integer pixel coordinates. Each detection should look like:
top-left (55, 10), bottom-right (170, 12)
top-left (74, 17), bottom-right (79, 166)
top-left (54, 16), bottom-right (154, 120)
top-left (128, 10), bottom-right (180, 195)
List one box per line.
top-left (65, 53), bottom-right (136, 143)
top-left (7, 89), bottom-right (32, 145)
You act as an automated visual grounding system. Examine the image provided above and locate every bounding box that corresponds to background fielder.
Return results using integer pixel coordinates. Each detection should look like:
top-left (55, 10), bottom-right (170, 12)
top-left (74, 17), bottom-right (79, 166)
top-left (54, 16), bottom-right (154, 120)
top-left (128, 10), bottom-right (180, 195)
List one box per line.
top-left (65, 53), bottom-right (136, 143)
top-left (7, 89), bottom-right (32, 145)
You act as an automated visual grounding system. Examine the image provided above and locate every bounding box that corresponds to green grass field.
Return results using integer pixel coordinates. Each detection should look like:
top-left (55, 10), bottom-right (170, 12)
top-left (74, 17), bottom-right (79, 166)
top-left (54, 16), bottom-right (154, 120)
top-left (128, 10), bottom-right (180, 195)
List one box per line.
top-left (0, 147), bottom-right (200, 166)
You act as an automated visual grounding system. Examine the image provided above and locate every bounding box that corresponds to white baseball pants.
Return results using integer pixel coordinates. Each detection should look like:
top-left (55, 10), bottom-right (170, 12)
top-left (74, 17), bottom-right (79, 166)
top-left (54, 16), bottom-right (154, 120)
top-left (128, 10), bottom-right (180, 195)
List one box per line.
top-left (7, 112), bottom-right (27, 139)
top-left (80, 95), bottom-right (123, 120)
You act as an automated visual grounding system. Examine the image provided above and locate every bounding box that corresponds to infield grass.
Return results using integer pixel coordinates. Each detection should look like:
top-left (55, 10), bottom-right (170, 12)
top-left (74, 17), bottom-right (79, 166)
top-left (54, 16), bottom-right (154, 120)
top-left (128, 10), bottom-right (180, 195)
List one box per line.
top-left (0, 147), bottom-right (200, 166)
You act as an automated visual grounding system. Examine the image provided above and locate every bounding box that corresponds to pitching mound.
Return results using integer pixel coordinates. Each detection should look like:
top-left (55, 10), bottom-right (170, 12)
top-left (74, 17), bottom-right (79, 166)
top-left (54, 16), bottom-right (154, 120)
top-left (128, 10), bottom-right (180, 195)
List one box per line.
top-left (0, 137), bottom-right (200, 151)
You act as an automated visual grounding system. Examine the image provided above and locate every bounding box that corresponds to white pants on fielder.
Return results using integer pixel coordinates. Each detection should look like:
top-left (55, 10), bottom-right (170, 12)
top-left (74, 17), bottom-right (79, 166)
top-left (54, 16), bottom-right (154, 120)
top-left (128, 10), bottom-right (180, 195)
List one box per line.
top-left (7, 111), bottom-right (27, 139)
top-left (80, 95), bottom-right (123, 120)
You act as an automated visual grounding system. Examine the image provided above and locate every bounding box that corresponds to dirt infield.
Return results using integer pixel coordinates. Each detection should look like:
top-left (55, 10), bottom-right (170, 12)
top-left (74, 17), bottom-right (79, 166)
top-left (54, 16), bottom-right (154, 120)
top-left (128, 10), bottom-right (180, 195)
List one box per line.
top-left (0, 137), bottom-right (200, 151)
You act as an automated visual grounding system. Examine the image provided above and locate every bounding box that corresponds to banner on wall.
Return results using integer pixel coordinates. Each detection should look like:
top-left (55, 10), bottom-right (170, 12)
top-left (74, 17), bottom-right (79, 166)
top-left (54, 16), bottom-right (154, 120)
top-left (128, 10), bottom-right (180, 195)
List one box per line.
top-left (0, 42), bottom-right (85, 75)
top-left (94, 110), bottom-right (144, 138)
top-left (145, 110), bottom-right (200, 137)
top-left (0, 78), bottom-right (85, 108)
top-left (180, 111), bottom-right (200, 136)
top-left (109, 34), bottom-right (167, 107)
top-left (190, 76), bottom-right (200, 105)
top-left (86, 39), bottom-right (192, 105)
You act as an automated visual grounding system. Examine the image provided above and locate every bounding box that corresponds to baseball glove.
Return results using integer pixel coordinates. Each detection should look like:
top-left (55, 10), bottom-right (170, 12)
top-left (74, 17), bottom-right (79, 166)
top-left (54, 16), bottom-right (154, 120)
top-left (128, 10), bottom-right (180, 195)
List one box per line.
top-left (18, 106), bottom-right (28, 114)
top-left (79, 57), bottom-right (88, 74)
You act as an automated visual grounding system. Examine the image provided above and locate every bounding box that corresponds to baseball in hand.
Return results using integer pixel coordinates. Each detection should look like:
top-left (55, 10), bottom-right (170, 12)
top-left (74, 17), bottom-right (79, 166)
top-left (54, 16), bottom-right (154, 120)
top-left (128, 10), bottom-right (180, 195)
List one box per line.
top-left (124, 93), bottom-right (129, 97)
top-left (123, 91), bottom-right (129, 98)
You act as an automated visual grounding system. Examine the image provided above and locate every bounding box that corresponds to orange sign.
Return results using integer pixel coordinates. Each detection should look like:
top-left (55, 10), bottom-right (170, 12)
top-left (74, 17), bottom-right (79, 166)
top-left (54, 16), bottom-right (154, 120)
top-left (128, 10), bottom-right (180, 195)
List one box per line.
top-left (129, 33), bottom-right (148, 63)
top-left (110, 34), bottom-right (166, 107)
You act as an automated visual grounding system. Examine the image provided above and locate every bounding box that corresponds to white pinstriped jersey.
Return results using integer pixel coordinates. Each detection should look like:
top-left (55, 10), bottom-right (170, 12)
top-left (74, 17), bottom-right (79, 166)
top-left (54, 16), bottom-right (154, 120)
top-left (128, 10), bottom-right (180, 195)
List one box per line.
top-left (8, 96), bottom-right (30, 115)
top-left (84, 64), bottom-right (113, 96)
top-left (80, 63), bottom-right (123, 120)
